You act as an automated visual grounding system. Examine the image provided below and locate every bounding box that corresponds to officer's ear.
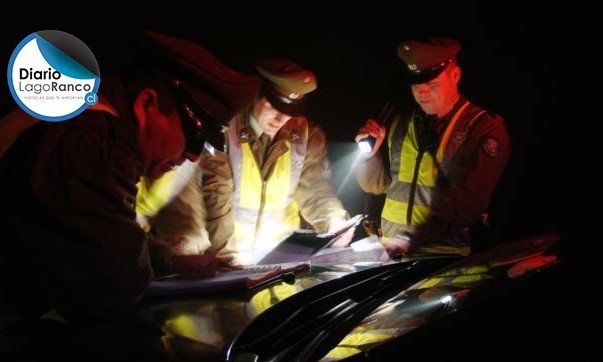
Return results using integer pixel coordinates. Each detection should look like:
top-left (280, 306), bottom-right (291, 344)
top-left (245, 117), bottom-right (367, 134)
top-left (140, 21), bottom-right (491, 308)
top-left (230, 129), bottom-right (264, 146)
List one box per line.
top-left (451, 64), bottom-right (461, 84)
top-left (133, 88), bottom-right (161, 128)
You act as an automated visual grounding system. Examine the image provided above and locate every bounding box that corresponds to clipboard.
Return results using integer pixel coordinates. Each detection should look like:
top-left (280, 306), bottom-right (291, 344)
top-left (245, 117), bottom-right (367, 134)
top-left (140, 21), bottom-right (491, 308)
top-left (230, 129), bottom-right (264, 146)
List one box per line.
top-left (256, 214), bottom-right (366, 265)
top-left (144, 263), bottom-right (308, 297)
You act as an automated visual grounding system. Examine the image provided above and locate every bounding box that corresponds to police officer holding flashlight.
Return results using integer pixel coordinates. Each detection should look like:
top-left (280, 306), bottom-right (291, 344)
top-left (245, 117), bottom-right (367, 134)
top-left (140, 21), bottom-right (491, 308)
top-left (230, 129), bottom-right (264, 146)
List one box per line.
top-left (355, 37), bottom-right (511, 258)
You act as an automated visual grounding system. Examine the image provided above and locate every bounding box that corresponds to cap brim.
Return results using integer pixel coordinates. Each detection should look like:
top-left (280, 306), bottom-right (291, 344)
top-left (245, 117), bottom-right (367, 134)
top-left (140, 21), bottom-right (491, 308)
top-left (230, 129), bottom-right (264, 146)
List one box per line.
top-left (264, 88), bottom-right (306, 116)
top-left (176, 80), bottom-right (231, 153)
top-left (403, 59), bottom-right (454, 85)
top-left (403, 66), bottom-right (447, 85)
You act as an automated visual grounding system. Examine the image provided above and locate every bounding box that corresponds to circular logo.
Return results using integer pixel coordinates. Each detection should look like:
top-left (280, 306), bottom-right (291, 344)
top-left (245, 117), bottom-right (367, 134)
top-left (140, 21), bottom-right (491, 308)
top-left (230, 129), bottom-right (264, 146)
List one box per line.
top-left (7, 30), bottom-right (100, 122)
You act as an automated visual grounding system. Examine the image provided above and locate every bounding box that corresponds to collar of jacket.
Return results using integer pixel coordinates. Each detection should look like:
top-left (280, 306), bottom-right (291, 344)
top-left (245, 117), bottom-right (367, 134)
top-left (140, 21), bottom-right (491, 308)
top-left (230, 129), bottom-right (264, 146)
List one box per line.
top-left (426, 95), bottom-right (467, 134)
top-left (235, 110), bottom-right (305, 145)
top-left (234, 110), bottom-right (254, 143)
top-left (437, 95), bottom-right (466, 122)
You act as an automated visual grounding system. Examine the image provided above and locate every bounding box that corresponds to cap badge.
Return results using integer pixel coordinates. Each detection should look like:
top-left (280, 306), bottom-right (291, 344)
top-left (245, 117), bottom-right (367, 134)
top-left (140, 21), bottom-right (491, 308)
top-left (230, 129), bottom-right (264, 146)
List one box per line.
top-left (407, 63), bottom-right (418, 71)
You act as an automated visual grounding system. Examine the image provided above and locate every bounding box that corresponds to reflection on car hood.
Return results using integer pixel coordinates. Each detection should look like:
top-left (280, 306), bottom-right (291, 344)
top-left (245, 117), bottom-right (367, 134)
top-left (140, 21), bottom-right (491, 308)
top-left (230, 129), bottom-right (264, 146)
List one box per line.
top-left (225, 232), bottom-right (561, 362)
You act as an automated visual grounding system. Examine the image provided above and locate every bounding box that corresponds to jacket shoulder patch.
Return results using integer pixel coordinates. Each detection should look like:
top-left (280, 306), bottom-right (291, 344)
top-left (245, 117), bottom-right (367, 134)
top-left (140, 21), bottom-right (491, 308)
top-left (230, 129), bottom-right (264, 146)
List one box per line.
top-left (481, 137), bottom-right (499, 157)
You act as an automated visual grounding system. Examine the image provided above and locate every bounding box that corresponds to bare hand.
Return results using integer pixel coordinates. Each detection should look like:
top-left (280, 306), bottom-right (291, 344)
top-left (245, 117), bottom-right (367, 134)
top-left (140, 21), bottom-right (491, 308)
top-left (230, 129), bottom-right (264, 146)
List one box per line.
top-left (355, 119), bottom-right (386, 158)
top-left (381, 236), bottom-right (412, 257)
top-left (171, 254), bottom-right (221, 279)
top-left (330, 228), bottom-right (356, 248)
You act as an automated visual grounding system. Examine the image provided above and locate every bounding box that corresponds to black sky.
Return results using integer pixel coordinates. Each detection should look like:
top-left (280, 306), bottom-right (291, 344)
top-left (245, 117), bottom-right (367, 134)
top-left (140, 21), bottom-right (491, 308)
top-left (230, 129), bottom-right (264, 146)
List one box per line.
top-left (1, 2), bottom-right (596, 250)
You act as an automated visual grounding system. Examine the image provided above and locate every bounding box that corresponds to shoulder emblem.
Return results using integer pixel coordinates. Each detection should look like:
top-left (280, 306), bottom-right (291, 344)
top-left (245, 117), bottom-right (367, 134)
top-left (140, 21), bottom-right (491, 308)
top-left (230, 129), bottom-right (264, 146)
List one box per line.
top-left (239, 128), bottom-right (252, 143)
top-left (452, 132), bottom-right (466, 144)
top-left (290, 129), bottom-right (301, 143)
top-left (481, 137), bottom-right (499, 157)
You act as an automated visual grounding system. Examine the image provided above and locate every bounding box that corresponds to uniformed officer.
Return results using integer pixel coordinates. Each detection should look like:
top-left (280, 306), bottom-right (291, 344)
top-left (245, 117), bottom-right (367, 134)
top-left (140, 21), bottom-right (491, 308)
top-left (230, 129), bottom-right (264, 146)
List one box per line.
top-left (355, 37), bottom-right (511, 257)
top-left (0, 31), bottom-right (260, 326)
top-left (154, 57), bottom-right (353, 266)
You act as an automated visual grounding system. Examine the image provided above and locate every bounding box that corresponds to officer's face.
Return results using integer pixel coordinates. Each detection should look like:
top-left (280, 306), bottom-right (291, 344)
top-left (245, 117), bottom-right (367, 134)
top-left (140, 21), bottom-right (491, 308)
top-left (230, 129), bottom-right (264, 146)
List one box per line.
top-left (411, 64), bottom-right (460, 117)
top-left (133, 88), bottom-right (190, 178)
top-left (254, 97), bottom-right (293, 137)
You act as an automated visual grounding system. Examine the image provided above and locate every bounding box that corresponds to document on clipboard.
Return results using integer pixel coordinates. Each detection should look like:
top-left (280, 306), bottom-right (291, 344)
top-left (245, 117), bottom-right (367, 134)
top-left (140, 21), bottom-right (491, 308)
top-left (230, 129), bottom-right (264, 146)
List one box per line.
top-left (256, 214), bottom-right (366, 265)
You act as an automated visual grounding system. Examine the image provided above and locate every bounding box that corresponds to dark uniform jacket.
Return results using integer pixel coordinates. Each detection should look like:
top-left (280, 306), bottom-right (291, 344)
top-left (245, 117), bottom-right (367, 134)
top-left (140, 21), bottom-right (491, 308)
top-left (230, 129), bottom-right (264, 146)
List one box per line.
top-left (356, 97), bottom-right (511, 255)
top-left (0, 77), bottom-right (152, 324)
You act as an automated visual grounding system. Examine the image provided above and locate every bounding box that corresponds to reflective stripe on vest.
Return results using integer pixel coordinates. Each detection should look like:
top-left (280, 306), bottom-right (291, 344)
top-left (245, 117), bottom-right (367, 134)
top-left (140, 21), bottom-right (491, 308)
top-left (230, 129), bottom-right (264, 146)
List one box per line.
top-left (135, 159), bottom-right (198, 218)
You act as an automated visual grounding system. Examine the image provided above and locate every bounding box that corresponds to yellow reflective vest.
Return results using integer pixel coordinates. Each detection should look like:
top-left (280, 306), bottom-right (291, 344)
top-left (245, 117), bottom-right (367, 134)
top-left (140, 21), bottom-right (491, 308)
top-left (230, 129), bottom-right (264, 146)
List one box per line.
top-left (382, 101), bottom-right (479, 232)
top-left (229, 117), bottom-right (308, 263)
top-left (356, 98), bottom-right (510, 256)
top-left (212, 112), bottom-right (348, 264)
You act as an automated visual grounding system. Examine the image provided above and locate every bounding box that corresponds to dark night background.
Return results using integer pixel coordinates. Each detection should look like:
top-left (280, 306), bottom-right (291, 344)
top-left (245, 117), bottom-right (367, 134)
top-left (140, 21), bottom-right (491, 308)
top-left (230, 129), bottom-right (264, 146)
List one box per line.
top-left (0, 3), bottom-right (595, 255)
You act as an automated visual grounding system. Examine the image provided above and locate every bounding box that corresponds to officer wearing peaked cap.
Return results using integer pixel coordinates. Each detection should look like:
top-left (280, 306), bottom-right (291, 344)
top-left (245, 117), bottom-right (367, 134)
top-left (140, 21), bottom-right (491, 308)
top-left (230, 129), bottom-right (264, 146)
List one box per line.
top-left (0, 30), bottom-right (259, 328)
top-left (355, 36), bottom-right (511, 258)
top-left (255, 57), bottom-right (317, 116)
top-left (397, 37), bottom-right (461, 84)
top-left (155, 57), bottom-right (353, 266)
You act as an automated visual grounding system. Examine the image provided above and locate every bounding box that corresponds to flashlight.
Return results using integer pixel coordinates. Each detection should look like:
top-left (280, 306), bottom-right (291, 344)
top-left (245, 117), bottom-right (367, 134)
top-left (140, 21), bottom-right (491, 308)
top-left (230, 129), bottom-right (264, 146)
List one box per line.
top-left (357, 135), bottom-right (376, 153)
top-left (357, 102), bottom-right (394, 154)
